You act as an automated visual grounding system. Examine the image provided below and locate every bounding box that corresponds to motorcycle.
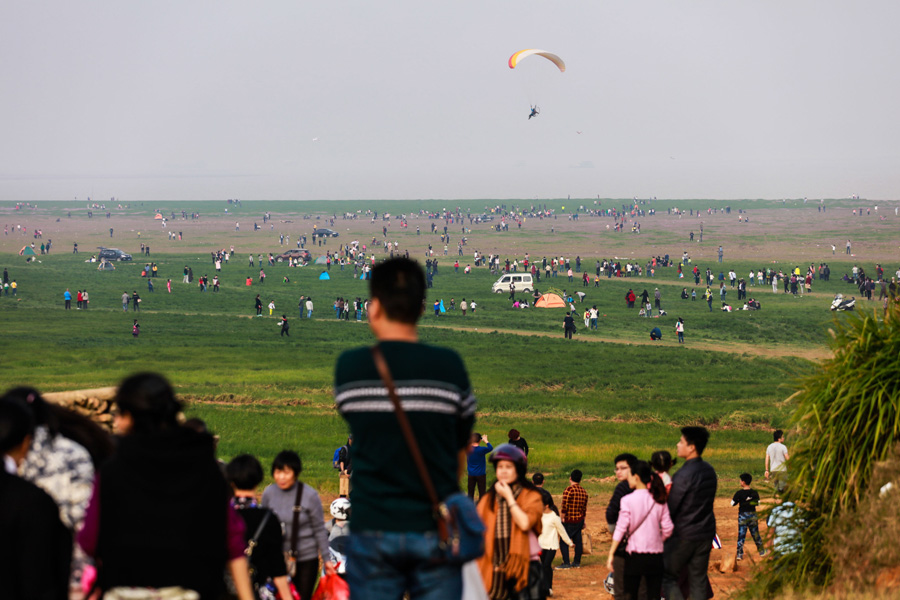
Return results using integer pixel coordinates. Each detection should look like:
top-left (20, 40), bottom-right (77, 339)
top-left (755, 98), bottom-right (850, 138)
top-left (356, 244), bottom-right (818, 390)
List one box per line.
top-left (830, 294), bottom-right (856, 311)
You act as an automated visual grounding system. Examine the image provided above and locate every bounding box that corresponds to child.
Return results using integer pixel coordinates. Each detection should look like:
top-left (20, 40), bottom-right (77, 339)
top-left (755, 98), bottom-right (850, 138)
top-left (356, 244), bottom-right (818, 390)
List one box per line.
top-left (732, 473), bottom-right (766, 560)
top-left (538, 494), bottom-right (573, 599)
top-left (268, 300), bottom-right (275, 316)
top-left (650, 450), bottom-right (676, 492)
top-left (132, 320), bottom-right (140, 338)
top-left (327, 498), bottom-right (351, 541)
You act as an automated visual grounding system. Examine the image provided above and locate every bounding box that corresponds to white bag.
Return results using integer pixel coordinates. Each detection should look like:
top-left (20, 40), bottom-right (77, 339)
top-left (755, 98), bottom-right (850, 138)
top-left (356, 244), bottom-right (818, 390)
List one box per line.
top-left (461, 560), bottom-right (489, 600)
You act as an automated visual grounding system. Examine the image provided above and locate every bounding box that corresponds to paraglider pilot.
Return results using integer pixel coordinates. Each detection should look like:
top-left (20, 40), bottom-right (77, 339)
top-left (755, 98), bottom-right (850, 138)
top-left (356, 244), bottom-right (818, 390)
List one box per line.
top-left (528, 105), bottom-right (540, 120)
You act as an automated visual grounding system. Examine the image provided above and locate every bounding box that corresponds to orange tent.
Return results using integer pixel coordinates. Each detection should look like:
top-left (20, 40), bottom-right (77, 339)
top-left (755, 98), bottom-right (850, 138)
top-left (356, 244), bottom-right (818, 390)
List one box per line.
top-left (535, 293), bottom-right (566, 308)
top-left (154, 213), bottom-right (163, 220)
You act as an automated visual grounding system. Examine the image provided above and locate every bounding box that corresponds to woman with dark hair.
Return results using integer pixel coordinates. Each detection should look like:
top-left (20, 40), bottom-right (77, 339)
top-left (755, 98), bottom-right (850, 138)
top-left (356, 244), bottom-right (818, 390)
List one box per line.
top-left (78, 373), bottom-right (254, 600)
top-left (0, 397), bottom-right (73, 599)
top-left (261, 450), bottom-right (333, 600)
top-left (538, 492), bottom-right (573, 599)
top-left (3, 387), bottom-right (94, 532)
top-left (476, 444), bottom-right (544, 600)
top-left (507, 429), bottom-right (529, 456)
top-left (4, 386), bottom-right (97, 592)
top-left (226, 454), bottom-right (293, 599)
top-left (606, 460), bottom-right (673, 600)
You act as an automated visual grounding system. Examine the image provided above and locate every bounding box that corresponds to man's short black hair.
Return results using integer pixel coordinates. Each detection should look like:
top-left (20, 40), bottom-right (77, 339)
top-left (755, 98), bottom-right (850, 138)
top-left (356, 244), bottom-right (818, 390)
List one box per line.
top-left (570, 469), bottom-right (583, 483)
top-left (532, 472), bottom-right (544, 486)
top-left (774, 429), bottom-right (784, 442)
top-left (740, 473), bottom-right (752, 485)
top-left (226, 454), bottom-right (264, 490)
top-left (614, 453), bottom-right (638, 468)
top-left (370, 258), bottom-right (426, 324)
top-left (681, 426), bottom-right (710, 455)
top-left (271, 450), bottom-right (303, 477)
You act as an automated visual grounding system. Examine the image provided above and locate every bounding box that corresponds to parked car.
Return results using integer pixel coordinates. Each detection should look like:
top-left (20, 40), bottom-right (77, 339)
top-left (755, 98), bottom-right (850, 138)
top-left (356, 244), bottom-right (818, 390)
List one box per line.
top-left (313, 228), bottom-right (339, 238)
top-left (98, 247), bottom-right (133, 261)
top-left (276, 249), bottom-right (311, 263)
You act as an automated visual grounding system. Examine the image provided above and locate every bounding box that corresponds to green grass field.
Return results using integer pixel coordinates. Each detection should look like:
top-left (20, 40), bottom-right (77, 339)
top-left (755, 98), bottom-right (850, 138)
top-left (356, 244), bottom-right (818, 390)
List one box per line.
top-left (1, 248), bottom-right (847, 496)
top-left (3, 198), bottom-right (893, 498)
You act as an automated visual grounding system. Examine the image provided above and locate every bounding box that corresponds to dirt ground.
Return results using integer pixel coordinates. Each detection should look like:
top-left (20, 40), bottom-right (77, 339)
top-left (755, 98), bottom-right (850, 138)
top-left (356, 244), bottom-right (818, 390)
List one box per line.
top-left (2, 201), bottom-right (899, 266)
top-left (544, 495), bottom-right (768, 599)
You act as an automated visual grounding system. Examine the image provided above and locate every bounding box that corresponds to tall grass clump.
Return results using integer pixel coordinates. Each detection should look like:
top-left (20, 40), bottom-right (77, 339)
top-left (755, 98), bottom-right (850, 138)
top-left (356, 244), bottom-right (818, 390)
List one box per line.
top-left (747, 307), bottom-right (900, 597)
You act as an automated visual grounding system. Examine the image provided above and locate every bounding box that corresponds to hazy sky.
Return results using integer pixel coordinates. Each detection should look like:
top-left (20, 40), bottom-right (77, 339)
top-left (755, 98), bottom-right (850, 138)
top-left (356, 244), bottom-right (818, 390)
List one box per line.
top-left (2, 2), bottom-right (898, 201)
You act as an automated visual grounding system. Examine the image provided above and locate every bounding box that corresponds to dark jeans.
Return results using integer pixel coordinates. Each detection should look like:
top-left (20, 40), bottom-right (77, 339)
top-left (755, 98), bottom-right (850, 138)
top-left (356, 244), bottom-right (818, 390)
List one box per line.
top-left (347, 531), bottom-right (461, 600)
top-left (625, 552), bottom-right (663, 600)
top-left (540, 548), bottom-right (555, 596)
top-left (564, 328), bottom-right (573, 339)
top-left (559, 522), bottom-right (583, 565)
top-left (467, 475), bottom-right (486, 501)
top-left (291, 558), bottom-right (318, 600)
top-left (663, 535), bottom-right (712, 600)
top-left (737, 512), bottom-right (764, 557)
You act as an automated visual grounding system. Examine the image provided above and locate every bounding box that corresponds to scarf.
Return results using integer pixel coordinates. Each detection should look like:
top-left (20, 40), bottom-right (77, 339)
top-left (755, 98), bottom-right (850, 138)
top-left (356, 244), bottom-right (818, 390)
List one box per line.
top-left (489, 484), bottom-right (523, 600)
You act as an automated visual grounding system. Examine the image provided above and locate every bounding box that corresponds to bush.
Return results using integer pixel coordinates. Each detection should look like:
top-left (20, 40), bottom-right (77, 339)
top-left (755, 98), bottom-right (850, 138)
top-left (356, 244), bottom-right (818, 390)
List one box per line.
top-left (747, 307), bottom-right (900, 597)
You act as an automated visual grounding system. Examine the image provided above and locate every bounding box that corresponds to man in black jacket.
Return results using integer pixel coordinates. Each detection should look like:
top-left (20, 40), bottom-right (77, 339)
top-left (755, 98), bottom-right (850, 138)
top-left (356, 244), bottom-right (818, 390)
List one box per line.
top-left (563, 312), bottom-right (576, 339)
top-left (664, 426), bottom-right (717, 600)
top-left (605, 453), bottom-right (637, 598)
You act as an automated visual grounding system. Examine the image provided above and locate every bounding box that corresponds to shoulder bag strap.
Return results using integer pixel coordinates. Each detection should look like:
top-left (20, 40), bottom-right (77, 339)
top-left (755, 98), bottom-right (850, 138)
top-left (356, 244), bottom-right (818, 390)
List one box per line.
top-left (246, 510), bottom-right (272, 558)
top-left (625, 503), bottom-right (655, 541)
top-left (370, 345), bottom-right (449, 544)
top-left (289, 483), bottom-right (306, 558)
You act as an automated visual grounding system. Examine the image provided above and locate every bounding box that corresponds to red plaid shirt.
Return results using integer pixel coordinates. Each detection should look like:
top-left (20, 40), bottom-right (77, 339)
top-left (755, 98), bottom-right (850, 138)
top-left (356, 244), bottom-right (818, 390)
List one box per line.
top-left (561, 483), bottom-right (588, 523)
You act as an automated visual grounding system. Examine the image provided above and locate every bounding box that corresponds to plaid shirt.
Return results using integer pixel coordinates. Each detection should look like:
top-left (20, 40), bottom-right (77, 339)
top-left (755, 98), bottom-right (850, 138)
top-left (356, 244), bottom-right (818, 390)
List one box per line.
top-left (561, 483), bottom-right (588, 523)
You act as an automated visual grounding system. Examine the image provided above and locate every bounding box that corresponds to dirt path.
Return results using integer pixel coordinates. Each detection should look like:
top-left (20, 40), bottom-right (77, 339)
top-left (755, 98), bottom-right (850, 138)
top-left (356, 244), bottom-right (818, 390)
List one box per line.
top-left (542, 496), bottom-right (766, 599)
top-left (419, 322), bottom-right (831, 361)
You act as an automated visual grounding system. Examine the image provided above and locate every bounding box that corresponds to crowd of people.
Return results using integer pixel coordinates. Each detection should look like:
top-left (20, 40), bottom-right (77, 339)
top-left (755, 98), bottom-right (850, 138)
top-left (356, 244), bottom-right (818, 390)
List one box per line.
top-left (2, 256), bottom-right (802, 600)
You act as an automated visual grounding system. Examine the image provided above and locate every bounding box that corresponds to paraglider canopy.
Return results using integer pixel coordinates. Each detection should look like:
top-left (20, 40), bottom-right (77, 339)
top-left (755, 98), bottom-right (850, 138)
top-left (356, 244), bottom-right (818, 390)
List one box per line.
top-left (508, 49), bottom-right (566, 73)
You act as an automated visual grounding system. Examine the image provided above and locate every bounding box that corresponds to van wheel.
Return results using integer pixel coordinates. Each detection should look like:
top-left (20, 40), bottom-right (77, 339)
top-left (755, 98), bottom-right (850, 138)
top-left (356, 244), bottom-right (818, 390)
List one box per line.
top-left (495, 289), bottom-right (503, 294)
top-left (523, 288), bottom-right (531, 294)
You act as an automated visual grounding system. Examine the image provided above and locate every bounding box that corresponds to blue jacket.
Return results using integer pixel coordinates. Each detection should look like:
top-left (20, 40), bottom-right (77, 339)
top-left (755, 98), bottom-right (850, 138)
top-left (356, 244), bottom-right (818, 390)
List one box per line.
top-left (467, 443), bottom-right (493, 477)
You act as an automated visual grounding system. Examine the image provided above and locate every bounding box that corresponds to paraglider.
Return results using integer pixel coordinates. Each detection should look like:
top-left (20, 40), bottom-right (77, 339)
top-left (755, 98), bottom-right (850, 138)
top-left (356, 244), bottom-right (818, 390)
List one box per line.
top-left (508, 49), bottom-right (566, 72)
top-left (509, 49), bottom-right (565, 119)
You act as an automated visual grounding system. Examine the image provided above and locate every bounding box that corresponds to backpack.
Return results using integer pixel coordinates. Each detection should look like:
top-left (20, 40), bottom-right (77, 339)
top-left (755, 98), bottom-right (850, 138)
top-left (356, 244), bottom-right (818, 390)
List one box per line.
top-left (333, 447), bottom-right (342, 469)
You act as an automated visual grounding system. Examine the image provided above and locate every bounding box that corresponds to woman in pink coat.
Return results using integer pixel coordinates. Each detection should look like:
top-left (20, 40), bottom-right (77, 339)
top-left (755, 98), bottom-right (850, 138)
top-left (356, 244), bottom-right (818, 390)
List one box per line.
top-left (606, 460), bottom-right (673, 600)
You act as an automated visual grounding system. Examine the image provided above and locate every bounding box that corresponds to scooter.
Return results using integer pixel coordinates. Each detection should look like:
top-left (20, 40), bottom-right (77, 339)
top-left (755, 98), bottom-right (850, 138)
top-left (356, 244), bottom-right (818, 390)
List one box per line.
top-left (830, 294), bottom-right (856, 311)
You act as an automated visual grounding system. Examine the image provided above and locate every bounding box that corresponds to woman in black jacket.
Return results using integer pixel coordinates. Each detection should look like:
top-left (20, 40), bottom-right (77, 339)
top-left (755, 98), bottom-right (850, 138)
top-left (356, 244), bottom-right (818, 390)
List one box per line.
top-left (226, 454), bottom-right (293, 599)
top-left (78, 373), bottom-right (254, 600)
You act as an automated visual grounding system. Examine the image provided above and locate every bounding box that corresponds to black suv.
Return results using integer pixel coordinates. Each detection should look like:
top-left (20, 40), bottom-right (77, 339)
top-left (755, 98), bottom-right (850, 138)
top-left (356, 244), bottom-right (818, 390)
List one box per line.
top-left (313, 228), bottom-right (339, 238)
top-left (98, 247), bottom-right (133, 261)
top-left (276, 249), bottom-right (312, 263)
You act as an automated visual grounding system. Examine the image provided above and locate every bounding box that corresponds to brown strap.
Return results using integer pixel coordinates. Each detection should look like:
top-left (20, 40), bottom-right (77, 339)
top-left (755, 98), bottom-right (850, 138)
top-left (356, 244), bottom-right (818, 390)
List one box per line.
top-left (371, 345), bottom-right (449, 543)
top-left (289, 482), bottom-right (305, 558)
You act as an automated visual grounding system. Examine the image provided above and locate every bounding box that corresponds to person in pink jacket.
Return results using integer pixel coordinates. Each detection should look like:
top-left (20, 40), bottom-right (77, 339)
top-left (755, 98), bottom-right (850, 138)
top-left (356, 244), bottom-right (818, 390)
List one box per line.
top-left (606, 460), bottom-right (674, 600)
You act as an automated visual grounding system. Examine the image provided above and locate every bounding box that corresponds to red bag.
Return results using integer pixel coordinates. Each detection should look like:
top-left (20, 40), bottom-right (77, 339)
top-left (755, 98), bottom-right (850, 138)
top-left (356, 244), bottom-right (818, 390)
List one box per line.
top-left (311, 574), bottom-right (350, 600)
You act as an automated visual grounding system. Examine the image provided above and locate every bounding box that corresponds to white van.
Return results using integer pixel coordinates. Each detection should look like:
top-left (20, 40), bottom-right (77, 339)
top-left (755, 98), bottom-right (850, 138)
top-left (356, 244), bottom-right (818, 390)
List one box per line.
top-left (491, 273), bottom-right (534, 294)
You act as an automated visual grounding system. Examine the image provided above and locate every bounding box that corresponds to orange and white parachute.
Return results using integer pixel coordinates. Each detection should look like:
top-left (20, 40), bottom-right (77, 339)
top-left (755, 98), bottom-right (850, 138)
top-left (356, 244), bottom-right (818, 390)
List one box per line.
top-left (508, 49), bottom-right (566, 73)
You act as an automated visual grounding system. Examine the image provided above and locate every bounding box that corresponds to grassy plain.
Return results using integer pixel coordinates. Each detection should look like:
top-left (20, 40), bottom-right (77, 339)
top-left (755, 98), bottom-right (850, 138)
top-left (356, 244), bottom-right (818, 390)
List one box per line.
top-left (1, 198), bottom-right (896, 497)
